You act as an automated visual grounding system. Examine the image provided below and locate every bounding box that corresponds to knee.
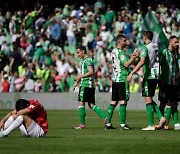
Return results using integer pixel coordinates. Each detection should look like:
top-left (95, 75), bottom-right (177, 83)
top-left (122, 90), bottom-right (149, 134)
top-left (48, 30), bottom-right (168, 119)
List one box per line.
top-left (11, 113), bottom-right (19, 120)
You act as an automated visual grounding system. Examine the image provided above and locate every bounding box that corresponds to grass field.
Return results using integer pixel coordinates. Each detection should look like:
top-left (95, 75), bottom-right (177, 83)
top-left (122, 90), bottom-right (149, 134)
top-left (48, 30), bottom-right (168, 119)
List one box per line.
top-left (0, 109), bottom-right (180, 154)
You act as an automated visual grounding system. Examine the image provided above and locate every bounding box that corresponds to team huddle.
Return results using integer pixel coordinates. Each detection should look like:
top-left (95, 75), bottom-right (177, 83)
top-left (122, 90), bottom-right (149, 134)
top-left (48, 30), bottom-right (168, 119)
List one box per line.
top-left (73, 31), bottom-right (180, 131)
top-left (0, 31), bottom-right (179, 138)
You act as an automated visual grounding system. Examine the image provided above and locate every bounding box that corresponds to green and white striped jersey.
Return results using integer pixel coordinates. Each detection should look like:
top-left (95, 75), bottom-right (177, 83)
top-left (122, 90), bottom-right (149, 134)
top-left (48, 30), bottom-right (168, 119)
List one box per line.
top-left (160, 48), bottom-right (179, 85)
top-left (111, 48), bottom-right (129, 82)
top-left (80, 57), bottom-right (95, 88)
top-left (140, 42), bottom-right (160, 79)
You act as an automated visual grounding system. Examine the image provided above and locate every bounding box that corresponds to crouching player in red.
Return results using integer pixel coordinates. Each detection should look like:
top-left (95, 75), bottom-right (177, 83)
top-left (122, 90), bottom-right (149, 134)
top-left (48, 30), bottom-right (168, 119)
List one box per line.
top-left (0, 99), bottom-right (48, 137)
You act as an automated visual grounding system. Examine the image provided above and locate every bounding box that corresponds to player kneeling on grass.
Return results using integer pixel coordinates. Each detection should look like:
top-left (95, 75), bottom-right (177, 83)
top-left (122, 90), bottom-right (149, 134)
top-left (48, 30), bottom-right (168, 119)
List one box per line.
top-left (0, 99), bottom-right (48, 138)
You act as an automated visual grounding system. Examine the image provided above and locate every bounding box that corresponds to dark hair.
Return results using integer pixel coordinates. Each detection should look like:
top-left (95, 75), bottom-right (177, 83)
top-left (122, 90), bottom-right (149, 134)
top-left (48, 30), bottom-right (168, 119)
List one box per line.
top-left (77, 45), bottom-right (87, 54)
top-left (15, 99), bottom-right (30, 111)
top-left (116, 35), bottom-right (126, 44)
top-left (143, 31), bottom-right (153, 40)
top-left (169, 35), bottom-right (178, 41)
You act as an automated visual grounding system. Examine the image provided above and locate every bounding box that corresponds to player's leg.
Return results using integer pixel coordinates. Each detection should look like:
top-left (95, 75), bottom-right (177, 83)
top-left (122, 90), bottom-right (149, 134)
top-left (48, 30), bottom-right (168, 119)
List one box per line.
top-left (73, 86), bottom-right (86, 129)
top-left (158, 82), bottom-right (167, 116)
top-left (73, 101), bottom-right (86, 129)
top-left (105, 82), bottom-right (119, 129)
top-left (171, 104), bottom-right (180, 130)
top-left (0, 114), bottom-right (32, 137)
top-left (85, 86), bottom-right (107, 122)
top-left (164, 85), bottom-right (179, 130)
top-left (106, 102), bottom-right (117, 125)
top-left (119, 82), bottom-right (131, 130)
top-left (88, 103), bottom-right (106, 120)
top-left (142, 80), bottom-right (155, 130)
top-left (1, 116), bottom-right (14, 131)
top-left (170, 86), bottom-right (180, 130)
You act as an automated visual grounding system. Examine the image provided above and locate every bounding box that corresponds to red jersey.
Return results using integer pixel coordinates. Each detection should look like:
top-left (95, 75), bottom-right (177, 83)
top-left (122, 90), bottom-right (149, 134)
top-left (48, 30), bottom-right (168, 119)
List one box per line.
top-left (27, 100), bottom-right (48, 133)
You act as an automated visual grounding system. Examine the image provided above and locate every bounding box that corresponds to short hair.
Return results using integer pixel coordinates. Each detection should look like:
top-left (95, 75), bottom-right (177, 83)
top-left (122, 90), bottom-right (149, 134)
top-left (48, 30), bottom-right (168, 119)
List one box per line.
top-left (15, 99), bottom-right (30, 111)
top-left (169, 35), bottom-right (178, 41)
top-left (143, 31), bottom-right (153, 41)
top-left (76, 45), bottom-right (87, 54)
top-left (116, 35), bottom-right (126, 44)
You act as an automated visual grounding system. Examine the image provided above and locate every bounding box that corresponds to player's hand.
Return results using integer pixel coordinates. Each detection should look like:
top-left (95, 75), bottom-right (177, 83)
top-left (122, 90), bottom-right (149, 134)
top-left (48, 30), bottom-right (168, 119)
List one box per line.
top-left (132, 49), bottom-right (140, 58)
top-left (0, 121), bottom-right (4, 130)
top-left (75, 75), bottom-right (82, 81)
top-left (71, 85), bottom-right (76, 92)
top-left (127, 73), bottom-right (133, 83)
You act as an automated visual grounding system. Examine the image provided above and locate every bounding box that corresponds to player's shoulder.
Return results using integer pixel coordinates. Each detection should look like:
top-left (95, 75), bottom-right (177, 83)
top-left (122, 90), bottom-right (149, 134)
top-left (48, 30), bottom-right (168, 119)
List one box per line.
top-left (146, 42), bottom-right (158, 49)
top-left (112, 48), bottom-right (119, 53)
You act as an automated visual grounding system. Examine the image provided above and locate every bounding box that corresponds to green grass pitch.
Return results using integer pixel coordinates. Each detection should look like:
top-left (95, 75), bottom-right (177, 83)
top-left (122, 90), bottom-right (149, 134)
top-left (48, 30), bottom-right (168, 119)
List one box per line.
top-left (0, 110), bottom-right (180, 154)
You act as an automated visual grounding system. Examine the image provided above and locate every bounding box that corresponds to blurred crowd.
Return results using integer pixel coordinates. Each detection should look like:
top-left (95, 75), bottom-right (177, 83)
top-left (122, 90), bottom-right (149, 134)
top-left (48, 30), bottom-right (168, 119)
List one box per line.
top-left (0, 0), bottom-right (179, 93)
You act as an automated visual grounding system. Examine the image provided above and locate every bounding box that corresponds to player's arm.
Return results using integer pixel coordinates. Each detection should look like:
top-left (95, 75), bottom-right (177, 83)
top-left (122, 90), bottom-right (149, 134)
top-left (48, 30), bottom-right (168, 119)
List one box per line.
top-left (16, 108), bottom-right (31, 116)
top-left (72, 80), bottom-right (80, 92)
top-left (0, 110), bottom-right (17, 129)
top-left (127, 57), bottom-right (145, 83)
top-left (75, 66), bottom-right (93, 81)
top-left (124, 49), bottom-right (139, 68)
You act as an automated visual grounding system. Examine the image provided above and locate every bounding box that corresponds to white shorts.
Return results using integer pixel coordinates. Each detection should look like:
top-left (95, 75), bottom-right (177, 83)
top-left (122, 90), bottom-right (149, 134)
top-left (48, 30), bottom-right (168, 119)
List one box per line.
top-left (19, 120), bottom-right (45, 137)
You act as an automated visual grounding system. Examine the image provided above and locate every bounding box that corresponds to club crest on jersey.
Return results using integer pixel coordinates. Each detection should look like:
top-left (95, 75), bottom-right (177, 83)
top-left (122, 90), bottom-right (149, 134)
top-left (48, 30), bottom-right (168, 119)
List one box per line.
top-left (29, 105), bottom-right (35, 109)
top-left (120, 55), bottom-right (124, 60)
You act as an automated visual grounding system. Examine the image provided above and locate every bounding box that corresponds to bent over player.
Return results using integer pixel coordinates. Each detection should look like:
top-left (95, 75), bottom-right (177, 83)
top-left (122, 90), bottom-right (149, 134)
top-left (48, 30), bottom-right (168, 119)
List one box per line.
top-left (0, 99), bottom-right (48, 137)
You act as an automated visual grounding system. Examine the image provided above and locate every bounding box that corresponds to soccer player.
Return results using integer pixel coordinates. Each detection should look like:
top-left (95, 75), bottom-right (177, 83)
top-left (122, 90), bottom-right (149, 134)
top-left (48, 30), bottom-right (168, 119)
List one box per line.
top-left (159, 36), bottom-right (180, 130)
top-left (72, 45), bottom-right (107, 129)
top-left (105, 35), bottom-right (139, 130)
top-left (0, 99), bottom-right (48, 137)
top-left (127, 31), bottom-right (166, 130)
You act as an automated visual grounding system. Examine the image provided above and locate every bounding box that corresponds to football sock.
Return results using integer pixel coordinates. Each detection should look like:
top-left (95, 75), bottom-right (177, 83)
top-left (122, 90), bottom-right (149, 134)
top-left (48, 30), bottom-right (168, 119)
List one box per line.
top-left (120, 104), bottom-right (127, 125)
top-left (153, 101), bottom-right (163, 120)
top-left (171, 107), bottom-right (179, 125)
top-left (146, 103), bottom-right (154, 126)
top-left (3, 115), bottom-right (23, 136)
top-left (107, 104), bottom-right (116, 123)
top-left (92, 105), bottom-right (106, 119)
top-left (3, 116), bottom-right (14, 131)
top-left (19, 125), bottom-right (28, 136)
top-left (79, 106), bottom-right (85, 125)
top-left (164, 106), bottom-right (171, 126)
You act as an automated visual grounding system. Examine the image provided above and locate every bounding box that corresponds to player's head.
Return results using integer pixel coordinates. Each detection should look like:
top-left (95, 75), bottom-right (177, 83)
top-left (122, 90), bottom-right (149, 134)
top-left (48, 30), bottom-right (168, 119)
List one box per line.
top-left (116, 35), bottom-right (127, 48)
top-left (76, 45), bottom-right (87, 58)
top-left (143, 31), bottom-right (153, 43)
top-left (15, 99), bottom-right (30, 111)
top-left (169, 35), bottom-right (179, 51)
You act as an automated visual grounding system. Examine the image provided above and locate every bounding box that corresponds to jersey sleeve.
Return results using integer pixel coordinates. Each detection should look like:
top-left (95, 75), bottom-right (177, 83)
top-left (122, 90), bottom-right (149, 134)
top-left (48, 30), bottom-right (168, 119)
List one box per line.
top-left (86, 58), bottom-right (94, 69)
top-left (27, 101), bottom-right (40, 112)
top-left (119, 53), bottom-right (128, 66)
top-left (140, 45), bottom-right (148, 58)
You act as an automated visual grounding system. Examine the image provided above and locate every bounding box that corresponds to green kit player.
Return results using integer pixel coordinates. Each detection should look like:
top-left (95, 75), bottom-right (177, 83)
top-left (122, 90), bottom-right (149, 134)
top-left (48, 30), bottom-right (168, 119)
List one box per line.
top-left (159, 36), bottom-right (180, 130)
top-left (127, 31), bottom-right (166, 130)
top-left (105, 35), bottom-right (139, 130)
top-left (72, 46), bottom-right (107, 129)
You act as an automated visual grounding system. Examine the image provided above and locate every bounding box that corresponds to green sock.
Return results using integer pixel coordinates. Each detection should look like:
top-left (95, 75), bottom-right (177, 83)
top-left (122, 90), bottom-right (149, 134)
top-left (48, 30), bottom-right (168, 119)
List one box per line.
top-left (153, 101), bottom-right (163, 120)
top-left (172, 107), bottom-right (179, 125)
top-left (164, 106), bottom-right (171, 126)
top-left (146, 103), bottom-right (154, 126)
top-left (79, 106), bottom-right (85, 124)
top-left (107, 104), bottom-right (116, 123)
top-left (120, 104), bottom-right (127, 125)
top-left (92, 105), bottom-right (106, 119)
